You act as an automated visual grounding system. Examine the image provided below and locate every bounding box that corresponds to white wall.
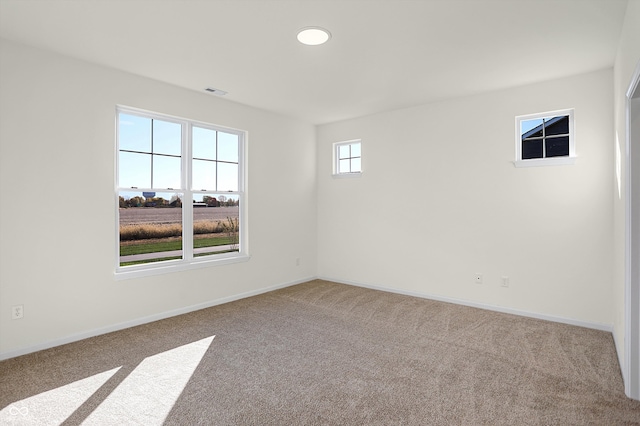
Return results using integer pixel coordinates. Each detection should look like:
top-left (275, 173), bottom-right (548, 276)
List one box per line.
top-left (0, 39), bottom-right (318, 358)
top-left (612, 0), bottom-right (640, 398)
top-left (0, 14), bottom-right (632, 362)
top-left (317, 69), bottom-right (614, 327)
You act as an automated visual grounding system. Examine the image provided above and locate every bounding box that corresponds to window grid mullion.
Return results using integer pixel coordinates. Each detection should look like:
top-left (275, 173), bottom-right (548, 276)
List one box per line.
top-left (192, 157), bottom-right (237, 165)
top-left (542, 118), bottom-right (547, 158)
top-left (183, 122), bottom-right (193, 261)
top-left (215, 130), bottom-right (219, 192)
top-left (348, 145), bottom-right (353, 172)
top-left (150, 119), bottom-right (154, 188)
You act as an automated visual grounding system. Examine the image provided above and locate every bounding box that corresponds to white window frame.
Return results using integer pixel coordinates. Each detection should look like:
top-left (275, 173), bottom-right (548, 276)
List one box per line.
top-left (333, 139), bottom-right (362, 178)
top-left (514, 109), bottom-right (576, 168)
top-left (115, 106), bottom-right (248, 280)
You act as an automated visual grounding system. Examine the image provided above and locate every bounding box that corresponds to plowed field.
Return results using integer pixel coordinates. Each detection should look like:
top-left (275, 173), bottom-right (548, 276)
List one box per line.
top-left (119, 206), bottom-right (239, 224)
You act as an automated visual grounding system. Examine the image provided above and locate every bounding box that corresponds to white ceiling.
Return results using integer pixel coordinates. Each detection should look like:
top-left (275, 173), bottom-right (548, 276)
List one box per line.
top-left (0, 0), bottom-right (630, 124)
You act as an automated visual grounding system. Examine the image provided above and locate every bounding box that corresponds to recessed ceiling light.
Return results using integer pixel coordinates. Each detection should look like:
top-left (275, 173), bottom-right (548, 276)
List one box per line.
top-left (296, 27), bottom-right (331, 46)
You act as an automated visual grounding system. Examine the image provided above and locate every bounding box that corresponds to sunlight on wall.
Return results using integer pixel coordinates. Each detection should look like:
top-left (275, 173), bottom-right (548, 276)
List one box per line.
top-left (617, 132), bottom-right (622, 199)
top-left (0, 367), bottom-right (121, 424)
top-left (0, 336), bottom-right (215, 425)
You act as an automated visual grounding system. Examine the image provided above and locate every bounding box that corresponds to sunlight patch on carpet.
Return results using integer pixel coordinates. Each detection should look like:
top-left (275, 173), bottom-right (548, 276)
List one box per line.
top-left (0, 366), bottom-right (121, 425)
top-left (82, 336), bottom-right (215, 425)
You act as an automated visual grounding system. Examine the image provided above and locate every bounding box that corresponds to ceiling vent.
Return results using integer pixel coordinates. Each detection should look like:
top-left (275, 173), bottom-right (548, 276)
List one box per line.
top-left (205, 87), bottom-right (228, 96)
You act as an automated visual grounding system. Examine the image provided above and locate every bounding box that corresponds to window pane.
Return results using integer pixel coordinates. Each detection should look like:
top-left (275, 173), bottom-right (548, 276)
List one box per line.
top-left (338, 144), bottom-right (350, 160)
top-left (119, 114), bottom-right (151, 152)
top-left (193, 194), bottom-right (240, 257)
top-left (153, 120), bottom-right (181, 156)
top-left (192, 126), bottom-right (216, 160)
top-left (339, 158), bottom-right (350, 173)
top-left (192, 159), bottom-right (216, 191)
top-left (522, 139), bottom-right (543, 159)
top-left (153, 155), bottom-right (181, 189)
top-left (521, 118), bottom-right (543, 138)
top-left (218, 132), bottom-right (239, 163)
top-left (351, 157), bottom-right (361, 172)
top-left (218, 162), bottom-right (238, 191)
top-left (119, 191), bottom-right (183, 266)
top-left (546, 136), bottom-right (570, 157)
top-left (545, 116), bottom-right (569, 136)
top-left (351, 143), bottom-right (361, 158)
top-left (119, 151), bottom-right (151, 188)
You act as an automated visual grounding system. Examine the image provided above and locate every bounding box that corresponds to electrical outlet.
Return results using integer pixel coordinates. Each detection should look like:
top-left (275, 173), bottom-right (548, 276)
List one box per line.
top-left (296, 257), bottom-right (301, 267)
top-left (501, 276), bottom-right (510, 288)
top-left (474, 273), bottom-right (483, 284)
top-left (12, 305), bottom-right (24, 320)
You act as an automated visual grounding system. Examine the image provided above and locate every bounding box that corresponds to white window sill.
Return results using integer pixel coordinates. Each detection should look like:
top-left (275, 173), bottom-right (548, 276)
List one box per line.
top-left (332, 172), bottom-right (362, 179)
top-left (114, 253), bottom-right (250, 280)
top-left (513, 157), bottom-right (576, 168)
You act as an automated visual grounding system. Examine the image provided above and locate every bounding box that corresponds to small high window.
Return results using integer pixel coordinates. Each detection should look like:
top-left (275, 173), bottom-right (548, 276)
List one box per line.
top-left (515, 109), bottom-right (575, 167)
top-left (334, 140), bottom-right (362, 176)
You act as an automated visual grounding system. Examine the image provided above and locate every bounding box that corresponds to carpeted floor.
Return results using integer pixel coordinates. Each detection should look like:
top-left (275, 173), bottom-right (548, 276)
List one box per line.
top-left (1, 280), bottom-right (639, 425)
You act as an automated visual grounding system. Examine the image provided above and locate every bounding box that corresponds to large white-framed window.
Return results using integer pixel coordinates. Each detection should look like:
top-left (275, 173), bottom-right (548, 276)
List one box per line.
top-left (514, 109), bottom-right (575, 167)
top-left (115, 106), bottom-right (247, 279)
top-left (333, 140), bottom-right (362, 177)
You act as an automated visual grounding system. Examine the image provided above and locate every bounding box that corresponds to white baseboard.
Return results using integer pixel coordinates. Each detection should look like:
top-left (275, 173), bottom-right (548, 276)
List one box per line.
top-left (319, 276), bottom-right (614, 333)
top-left (1, 275), bottom-right (614, 361)
top-left (0, 276), bottom-right (313, 361)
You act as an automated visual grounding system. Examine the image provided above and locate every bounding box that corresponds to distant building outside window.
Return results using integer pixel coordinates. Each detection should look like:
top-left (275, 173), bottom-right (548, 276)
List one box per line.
top-left (515, 109), bottom-right (575, 167)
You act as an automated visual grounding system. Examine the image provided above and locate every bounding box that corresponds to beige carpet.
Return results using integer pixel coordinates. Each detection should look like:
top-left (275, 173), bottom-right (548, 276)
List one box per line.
top-left (1, 280), bottom-right (639, 425)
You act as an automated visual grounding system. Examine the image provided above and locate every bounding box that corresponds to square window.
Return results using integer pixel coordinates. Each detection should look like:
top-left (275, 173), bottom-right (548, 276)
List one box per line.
top-left (515, 109), bottom-right (575, 167)
top-left (334, 140), bottom-right (362, 176)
